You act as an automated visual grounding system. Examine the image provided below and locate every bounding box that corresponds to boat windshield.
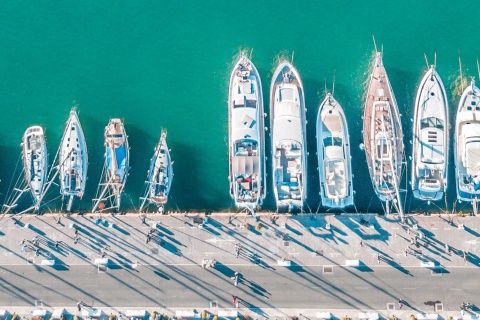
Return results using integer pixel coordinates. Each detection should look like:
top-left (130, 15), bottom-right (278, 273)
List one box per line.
top-left (107, 134), bottom-right (124, 138)
top-left (421, 117), bottom-right (444, 130)
top-left (323, 137), bottom-right (342, 147)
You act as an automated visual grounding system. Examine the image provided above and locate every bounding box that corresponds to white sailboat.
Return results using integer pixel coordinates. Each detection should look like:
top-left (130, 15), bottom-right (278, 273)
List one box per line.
top-left (22, 126), bottom-right (48, 206)
top-left (228, 55), bottom-right (266, 214)
top-left (411, 66), bottom-right (448, 201)
top-left (59, 108), bottom-right (88, 211)
top-left (139, 130), bottom-right (173, 212)
top-left (270, 60), bottom-right (307, 211)
top-left (92, 118), bottom-right (129, 212)
top-left (316, 93), bottom-right (354, 208)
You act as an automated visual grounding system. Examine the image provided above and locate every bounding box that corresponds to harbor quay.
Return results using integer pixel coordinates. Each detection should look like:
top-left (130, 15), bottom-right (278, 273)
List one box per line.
top-left (0, 212), bottom-right (479, 320)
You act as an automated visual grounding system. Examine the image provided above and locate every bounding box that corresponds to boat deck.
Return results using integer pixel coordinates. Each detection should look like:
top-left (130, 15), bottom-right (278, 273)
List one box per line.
top-left (270, 61), bottom-right (307, 209)
top-left (363, 52), bottom-right (403, 203)
top-left (456, 83), bottom-right (480, 200)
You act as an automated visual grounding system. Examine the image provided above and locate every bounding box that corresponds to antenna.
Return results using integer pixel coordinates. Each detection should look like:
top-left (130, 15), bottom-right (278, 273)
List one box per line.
top-left (291, 51), bottom-right (295, 64)
top-left (424, 53), bottom-right (429, 68)
top-left (250, 48), bottom-right (254, 59)
top-left (332, 70), bottom-right (336, 96)
top-left (324, 78), bottom-right (327, 96)
top-left (434, 52), bottom-right (437, 68)
top-left (372, 35), bottom-right (378, 53)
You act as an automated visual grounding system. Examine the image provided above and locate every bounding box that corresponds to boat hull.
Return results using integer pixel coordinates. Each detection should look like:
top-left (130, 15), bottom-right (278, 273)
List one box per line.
top-left (411, 67), bottom-right (448, 201)
top-left (362, 52), bottom-right (404, 204)
top-left (22, 126), bottom-right (48, 202)
top-left (228, 55), bottom-right (266, 213)
top-left (316, 94), bottom-right (354, 208)
top-left (270, 61), bottom-right (307, 211)
top-left (59, 109), bottom-right (88, 199)
top-left (104, 118), bottom-right (129, 194)
top-left (455, 82), bottom-right (480, 201)
top-left (148, 132), bottom-right (173, 206)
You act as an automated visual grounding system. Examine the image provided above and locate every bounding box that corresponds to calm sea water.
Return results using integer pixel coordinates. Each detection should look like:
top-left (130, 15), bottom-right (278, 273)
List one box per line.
top-left (0, 0), bottom-right (479, 213)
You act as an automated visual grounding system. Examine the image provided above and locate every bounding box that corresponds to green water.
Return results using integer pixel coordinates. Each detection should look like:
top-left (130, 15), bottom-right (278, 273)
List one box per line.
top-left (0, 0), bottom-right (479, 213)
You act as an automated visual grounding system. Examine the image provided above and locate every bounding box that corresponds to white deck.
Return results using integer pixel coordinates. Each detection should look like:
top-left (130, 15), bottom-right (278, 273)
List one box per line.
top-left (455, 82), bottom-right (480, 201)
top-left (412, 66), bottom-right (448, 201)
top-left (22, 126), bottom-right (48, 202)
top-left (140, 131), bottom-right (173, 211)
top-left (228, 55), bottom-right (265, 213)
top-left (59, 109), bottom-right (88, 199)
top-left (316, 93), bottom-right (354, 208)
top-left (270, 61), bottom-right (307, 210)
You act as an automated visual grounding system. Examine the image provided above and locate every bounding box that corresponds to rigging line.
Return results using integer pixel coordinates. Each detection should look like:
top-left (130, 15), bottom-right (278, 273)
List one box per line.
top-left (459, 52), bottom-right (465, 93)
top-left (424, 53), bottom-right (429, 69)
top-left (4, 153), bottom-right (23, 201)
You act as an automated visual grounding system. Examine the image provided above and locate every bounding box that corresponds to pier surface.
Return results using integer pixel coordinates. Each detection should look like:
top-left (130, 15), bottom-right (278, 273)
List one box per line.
top-left (0, 212), bottom-right (479, 319)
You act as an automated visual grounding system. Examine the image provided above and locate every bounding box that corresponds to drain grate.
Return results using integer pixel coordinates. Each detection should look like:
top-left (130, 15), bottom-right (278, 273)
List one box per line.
top-left (151, 248), bottom-right (159, 254)
top-left (209, 301), bottom-right (218, 308)
top-left (283, 241), bottom-right (289, 247)
top-left (35, 300), bottom-right (43, 307)
top-left (387, 303), bottom-right (395, 310)
top-left (323, 266), bottom-right (333, 274)
top-left (316, 250), bottom-right (324, 256)
top-left (435, 303), bottom-right (443, 311)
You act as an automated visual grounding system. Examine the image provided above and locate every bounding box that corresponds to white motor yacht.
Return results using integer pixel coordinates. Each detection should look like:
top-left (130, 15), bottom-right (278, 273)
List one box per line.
top-left (317, 93), bottom-right (354, 208)
top-left (270, 60), bottom-right (307, 211)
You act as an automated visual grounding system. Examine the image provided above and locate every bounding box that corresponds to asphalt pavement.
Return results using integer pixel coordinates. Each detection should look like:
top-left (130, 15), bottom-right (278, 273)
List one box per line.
top-left (0, 212), bottom-right (479, 319)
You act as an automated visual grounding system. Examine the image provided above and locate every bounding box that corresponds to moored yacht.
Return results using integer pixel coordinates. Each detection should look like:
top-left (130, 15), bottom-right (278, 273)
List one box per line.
top-left (412, 66), bottom-right (448, 201)
top-left (455, 79), bottom-right (480, 203)
top-left (22, 126), bottom-right (48, 205)
top-left (59, 109), bottom-right (88, 211)
top-left (316, 93), bottom-right (354, 208)
top-left (92, 118), bottom-right (129, 212)
top-left (228, 55), bottom-right (266, 214)
top-left (270, 60), bottom-right (307, 211)
top-left (139, 130), bottom-right (173, 212)
top-left (363, 52), bottom-right (404, 214)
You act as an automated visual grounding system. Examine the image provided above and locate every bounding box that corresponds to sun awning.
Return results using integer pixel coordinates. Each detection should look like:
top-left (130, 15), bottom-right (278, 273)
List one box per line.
top-left (232, 156), bottom-right (259, 175)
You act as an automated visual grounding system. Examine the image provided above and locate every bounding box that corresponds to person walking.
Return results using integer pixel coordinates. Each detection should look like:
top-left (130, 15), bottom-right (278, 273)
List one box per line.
top-left (233, 271), bottom-right (239, 287)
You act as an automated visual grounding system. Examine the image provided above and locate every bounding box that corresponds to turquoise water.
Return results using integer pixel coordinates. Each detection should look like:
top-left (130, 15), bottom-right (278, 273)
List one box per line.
top-left (0, 0), bottom-right (479, 213)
